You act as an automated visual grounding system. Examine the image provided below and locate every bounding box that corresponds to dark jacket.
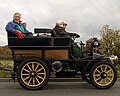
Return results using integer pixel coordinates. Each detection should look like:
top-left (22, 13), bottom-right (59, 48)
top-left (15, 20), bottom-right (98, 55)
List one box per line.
top-left (52, 26), bottom-right (69, 37)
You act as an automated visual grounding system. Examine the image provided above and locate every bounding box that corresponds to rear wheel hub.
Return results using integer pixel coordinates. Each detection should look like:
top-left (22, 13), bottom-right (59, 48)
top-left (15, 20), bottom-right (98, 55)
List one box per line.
top-left (30, 71), bottom-right (37, 77)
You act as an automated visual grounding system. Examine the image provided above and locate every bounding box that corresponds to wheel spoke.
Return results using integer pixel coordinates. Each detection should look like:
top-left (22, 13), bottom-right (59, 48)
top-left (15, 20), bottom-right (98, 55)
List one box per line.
top-left (105, 78), bottom-right (107, 84)
top-left (96, 69), bottom-right (101, 73)
top-left (37, 67), bottom-right (43, 72)
top-left (95, 76), bottom-right (101, 81)
top-left (22, 74), bottom-right (30, 76)
top-left (100, 79), bottom-right (103, 85)
top-left (37, 75), bottom-right (44, 80)
top-left (35, 64), bottom-right (39, 71)
top-left (28, 77), bottom-right (32, 85)
top-left (32, 63), bottom-right (34, 71)
top-left (35, 77), bottom-right (40, 84)
top-left (101, 66), bottom-right (104, 72)
top-left (27, 64), bottom-right (32, 71)
top-left (24, 76), bottom-right (30, 81)
top-left (106, 69), bottom-right (112, 73)
top-left (106, 77), bottom-right (111, 81)
top-left (23, 69), bottom-right (30, 73)
top-left (104, 66), bottom-right (107, 72)
top-left (103, 78), bottom-right (107, 84)
top-left (107, 74), bottom-right (113, 77)
top-left (37, 73), bottom-right (45, 75)
top-left (33, 78), bottom-right (35, 85)
top-left (94, 74), bottom-right (100, 77)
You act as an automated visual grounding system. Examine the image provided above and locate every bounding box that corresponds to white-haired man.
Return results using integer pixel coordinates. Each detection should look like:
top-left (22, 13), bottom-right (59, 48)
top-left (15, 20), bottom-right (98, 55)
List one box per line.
top-left (52, 20), bottom-right (83, 59)
top-left (52, 20), bottom-right (69, 37)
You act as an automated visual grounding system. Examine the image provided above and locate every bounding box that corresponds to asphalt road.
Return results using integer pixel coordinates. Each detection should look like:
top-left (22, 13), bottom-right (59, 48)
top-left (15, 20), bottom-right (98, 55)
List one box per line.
top-left (0, 81), bottom-right (120, 96)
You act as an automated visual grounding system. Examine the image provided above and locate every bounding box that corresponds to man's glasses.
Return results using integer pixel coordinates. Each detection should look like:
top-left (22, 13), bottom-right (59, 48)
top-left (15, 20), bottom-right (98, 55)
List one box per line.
top-left (14, 16), bottom-right (21, 18)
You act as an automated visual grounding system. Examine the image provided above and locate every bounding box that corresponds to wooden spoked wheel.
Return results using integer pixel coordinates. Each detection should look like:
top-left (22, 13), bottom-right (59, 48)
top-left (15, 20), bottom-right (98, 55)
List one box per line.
top-left (21, 61), bottom-right (46, 87)
top-left (17, 58), bottom-right (49, 90)
top-left (90, 62), bottom-right (117, 89)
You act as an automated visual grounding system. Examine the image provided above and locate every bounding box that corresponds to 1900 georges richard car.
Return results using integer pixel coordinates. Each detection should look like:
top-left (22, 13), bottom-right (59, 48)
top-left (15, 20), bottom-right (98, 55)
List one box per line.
top-left (8, 28), bottom-right (117, 90)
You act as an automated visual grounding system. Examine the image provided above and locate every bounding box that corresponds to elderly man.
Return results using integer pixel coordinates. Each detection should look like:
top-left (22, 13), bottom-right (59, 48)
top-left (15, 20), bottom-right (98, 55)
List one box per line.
top-left (52, 20), bottom-right (83, 59)
top-left (5, 12), bottom-right (32, 39)
top-left (52, 20), bottom-right (69, 37)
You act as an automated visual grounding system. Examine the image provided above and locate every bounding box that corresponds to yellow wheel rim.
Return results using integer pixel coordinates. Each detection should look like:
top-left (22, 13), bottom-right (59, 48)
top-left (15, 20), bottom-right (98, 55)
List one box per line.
top-left (21, 61), bottom-right (46, 87)
top-left (93, 64), bottom-right (114, 86)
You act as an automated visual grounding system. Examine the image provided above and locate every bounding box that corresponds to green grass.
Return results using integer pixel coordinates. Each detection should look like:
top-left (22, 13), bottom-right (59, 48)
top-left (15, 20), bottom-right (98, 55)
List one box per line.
top-left (0, 70), bottom-right (12, 78)
top-left (0, 60), bottom-right (13, 77)
top-left (0, 59), bottom-right (13, 66)
top-left (0, 59), bottom-right (13, 69)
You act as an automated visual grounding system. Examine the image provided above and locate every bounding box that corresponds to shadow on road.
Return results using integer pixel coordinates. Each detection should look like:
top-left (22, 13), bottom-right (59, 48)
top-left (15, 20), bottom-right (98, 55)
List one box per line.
top-left (44, 82), bottom-right (95, 90)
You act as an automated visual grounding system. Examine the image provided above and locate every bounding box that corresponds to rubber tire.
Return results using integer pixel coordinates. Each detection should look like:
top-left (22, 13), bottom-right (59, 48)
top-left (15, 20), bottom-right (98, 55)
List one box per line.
top-left (17, 58), bottom-right (50, 90)
top-left (90, 62), bottom-right (117, 89)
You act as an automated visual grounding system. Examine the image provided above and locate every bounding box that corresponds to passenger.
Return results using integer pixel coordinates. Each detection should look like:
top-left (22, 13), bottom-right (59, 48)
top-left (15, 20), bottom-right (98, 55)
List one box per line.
top-left (21, 21), bottom-right (32, 36)
top-left (52, 20), bottom-right (69, 37)
top-left (22, 22), bottom-right (27, 28)
top-left (5, 12), bottom-right (32, 39)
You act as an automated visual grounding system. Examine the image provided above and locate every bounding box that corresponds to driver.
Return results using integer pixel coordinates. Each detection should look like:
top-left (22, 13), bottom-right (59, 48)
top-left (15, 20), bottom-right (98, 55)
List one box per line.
top-left (5, 12), bottom-right (32, 39)
top-left (52, 20), bottom-right (83, 59)
top-left (52, 20), bottom-right (69, 37)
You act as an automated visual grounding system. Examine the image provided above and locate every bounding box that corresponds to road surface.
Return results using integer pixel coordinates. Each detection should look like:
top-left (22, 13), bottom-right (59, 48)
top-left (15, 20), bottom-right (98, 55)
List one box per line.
top-left (0, 81), bottom-right (120, 96)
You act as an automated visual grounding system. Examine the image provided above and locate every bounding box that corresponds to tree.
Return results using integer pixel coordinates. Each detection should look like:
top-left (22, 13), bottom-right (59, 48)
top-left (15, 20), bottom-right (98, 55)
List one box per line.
top-left (0, 46), bottom-right (12, 60)
top-left (100, 25), bottom-right (120, 67)
top-left (100, 25), bottom-right (120, 56)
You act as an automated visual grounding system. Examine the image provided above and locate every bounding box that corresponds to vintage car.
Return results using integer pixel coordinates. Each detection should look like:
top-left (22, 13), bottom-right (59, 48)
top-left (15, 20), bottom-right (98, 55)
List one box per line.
top-left (8, 28), bottom-right (117, 90)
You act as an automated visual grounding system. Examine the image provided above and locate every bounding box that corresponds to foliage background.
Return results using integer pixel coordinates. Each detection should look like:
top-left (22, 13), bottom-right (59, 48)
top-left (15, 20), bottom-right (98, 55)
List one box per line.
top-left (99, 25), bottom-right (120, 69)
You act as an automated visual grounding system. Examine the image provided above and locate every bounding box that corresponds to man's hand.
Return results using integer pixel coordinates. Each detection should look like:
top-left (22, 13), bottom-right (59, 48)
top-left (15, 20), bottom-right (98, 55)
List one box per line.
top-left (15, 30), bottom-right (24, 39)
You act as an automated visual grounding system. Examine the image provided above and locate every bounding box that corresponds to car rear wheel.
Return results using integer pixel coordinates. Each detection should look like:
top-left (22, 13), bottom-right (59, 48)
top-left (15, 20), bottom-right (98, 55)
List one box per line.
top-left (90, 62), bottom-right (117, 89)
top-left (17, 58), bottom-right (50, 90)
